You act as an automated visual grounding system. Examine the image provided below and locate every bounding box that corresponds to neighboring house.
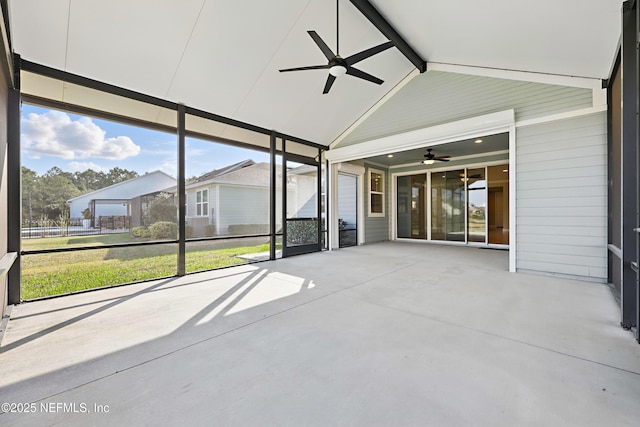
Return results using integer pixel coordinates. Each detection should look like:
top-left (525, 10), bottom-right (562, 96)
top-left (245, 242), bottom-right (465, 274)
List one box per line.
top-left (67, 170), bottom-right (176, 223)
top-left (180, 160), bottom-right (317, 236)
top-left (183, 160), bottom-right (269, 236)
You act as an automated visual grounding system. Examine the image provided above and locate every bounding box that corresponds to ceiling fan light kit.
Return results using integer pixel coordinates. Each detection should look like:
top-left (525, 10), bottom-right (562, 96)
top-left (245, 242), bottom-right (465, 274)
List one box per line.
top-left (329, 64), bottom-right (347, 77)
top-left (422, 148), bottom-right (450, 165)
top-left (279, 0), bottom-right (394, 94)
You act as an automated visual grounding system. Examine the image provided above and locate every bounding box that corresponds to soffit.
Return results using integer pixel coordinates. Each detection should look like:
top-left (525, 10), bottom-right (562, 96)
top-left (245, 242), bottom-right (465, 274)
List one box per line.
top-left (8, 1), bottom-right (622, 147)
top-left (364, 133), bottom-right (509, 168)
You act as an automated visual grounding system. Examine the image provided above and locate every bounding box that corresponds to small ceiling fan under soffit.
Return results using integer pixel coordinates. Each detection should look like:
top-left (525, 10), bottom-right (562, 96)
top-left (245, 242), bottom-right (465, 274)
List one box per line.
top-left (421, 149), bottom-right (451, 165)
top-left (279, 0), bottom-right (394, 94)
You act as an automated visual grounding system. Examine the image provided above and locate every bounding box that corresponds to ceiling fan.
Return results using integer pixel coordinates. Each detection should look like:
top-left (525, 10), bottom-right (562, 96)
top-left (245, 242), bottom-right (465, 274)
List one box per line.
top-left (279, 0), bottom-right (394, 94)
top-left (422, 149), bottom-right (451, 165)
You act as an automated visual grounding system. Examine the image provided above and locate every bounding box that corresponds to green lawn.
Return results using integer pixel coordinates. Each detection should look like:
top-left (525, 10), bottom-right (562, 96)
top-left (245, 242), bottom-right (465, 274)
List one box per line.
top-left (21, 234), bottom-right (271, 300)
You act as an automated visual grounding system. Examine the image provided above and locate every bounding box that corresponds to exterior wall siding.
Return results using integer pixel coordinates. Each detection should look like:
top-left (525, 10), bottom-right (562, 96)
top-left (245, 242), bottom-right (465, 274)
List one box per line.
top-left (364, 165), bottom-right (390, 243)
top-left (218, 185), bottom-right (270, 235)
top-left (290, 174), bottom-right (317, 218)
top-left (516, 112), bottom-right (608, 280)
top-left (337, 71), bottom-right (592, 148)
top-left (209, 186), bottom-right (217, 222)
top-left (186, 190), bottom-right (196, 217)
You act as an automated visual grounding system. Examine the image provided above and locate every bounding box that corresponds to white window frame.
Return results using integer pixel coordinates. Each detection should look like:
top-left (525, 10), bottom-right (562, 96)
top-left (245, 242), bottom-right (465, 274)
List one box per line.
top-left (368, 168), bottom-right (385, 217)
top-left (196, 189), bottom-right (209, 217)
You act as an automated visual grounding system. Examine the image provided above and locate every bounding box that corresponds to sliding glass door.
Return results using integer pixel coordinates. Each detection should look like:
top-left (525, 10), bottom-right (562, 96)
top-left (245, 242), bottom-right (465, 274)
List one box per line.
top-left (395, 164), bottom-right (508, 245)
top-left (431, 170), bottom-right (465, 242)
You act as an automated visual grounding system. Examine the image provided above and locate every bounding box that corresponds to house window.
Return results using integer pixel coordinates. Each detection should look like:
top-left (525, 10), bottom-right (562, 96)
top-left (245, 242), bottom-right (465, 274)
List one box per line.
top-left (196, 189), bottom-right (208, 216)
top-left (368, 169), bottom-right (385, 217)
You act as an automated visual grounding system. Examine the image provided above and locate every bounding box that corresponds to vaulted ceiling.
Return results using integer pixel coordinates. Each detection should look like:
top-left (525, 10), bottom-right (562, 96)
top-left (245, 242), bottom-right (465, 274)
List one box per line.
top-left (8, 0), bottom-right (622, 146)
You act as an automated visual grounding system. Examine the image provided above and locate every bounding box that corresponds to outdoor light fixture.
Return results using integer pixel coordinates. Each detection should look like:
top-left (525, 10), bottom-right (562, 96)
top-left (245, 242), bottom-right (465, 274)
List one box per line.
top-left (474, 139), bottom-right (483, 144)
top-left (387, 154), bottom-right (394, 158)
top-left (422, 159), bottom-right (435, 165)
top-left (329, 64), bottom-right (347, 77)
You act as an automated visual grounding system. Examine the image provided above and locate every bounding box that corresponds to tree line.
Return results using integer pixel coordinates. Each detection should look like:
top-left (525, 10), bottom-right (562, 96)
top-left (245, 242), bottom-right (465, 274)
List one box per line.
top-left (22, 166), bottom-right (139, 221)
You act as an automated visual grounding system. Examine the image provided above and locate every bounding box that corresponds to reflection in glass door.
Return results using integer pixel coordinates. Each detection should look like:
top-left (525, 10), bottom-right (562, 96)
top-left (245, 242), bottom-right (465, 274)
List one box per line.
top-left (431, 170), bottom-right (465, 241)
top-left (467, 168), bottom-right (486, 243)
top-left (487, 165), bottom-right (509, 244)
top-left (397, 174), bottom-right (427, 239)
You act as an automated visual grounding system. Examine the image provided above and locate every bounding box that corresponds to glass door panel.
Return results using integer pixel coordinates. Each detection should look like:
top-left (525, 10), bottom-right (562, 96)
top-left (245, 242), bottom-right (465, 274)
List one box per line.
top-left (397, 174), bottom-right (427, 239)
top-left (467, 168), bottom-right (487, 243)
top-left (397, 175), bottom-right (412, 238)
top-left (487, 164), bottom-right (509, 244)
top-left (431, 169), bottom-right (465, 241)
top-left (411, 174), bottom-right (427, 239)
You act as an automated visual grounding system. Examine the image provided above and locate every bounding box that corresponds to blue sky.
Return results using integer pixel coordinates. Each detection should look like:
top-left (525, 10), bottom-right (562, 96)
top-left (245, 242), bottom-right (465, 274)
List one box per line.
top-left (21, 103), bottom-right (270, 178)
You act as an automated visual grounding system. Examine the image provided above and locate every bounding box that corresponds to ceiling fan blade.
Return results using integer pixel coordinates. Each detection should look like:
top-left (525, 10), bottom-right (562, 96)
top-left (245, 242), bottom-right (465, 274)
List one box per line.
top-left (434, 155), bottom-right (451, 160)
top-left (345, 41), bottom-right (394, 66)
top-left (346, 67), bottom-right (384, 85)
top-left (323, 74), bottom-right (336, 94)
top-left (279, 64), bottom-right (330, 72)
top-left (307, 31), bottom-right (336, 61)
top-left (435, 158), bottom-right (450, 162)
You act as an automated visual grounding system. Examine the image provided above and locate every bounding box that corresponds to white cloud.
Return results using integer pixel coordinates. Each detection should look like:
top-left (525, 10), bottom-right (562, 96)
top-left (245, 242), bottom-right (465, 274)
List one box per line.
top-left (21, 111), bottom-right (141, 160)
top-left (158, 160), bottom-right (177, 177)
top-left (66, 161), bottom-right (109, 173)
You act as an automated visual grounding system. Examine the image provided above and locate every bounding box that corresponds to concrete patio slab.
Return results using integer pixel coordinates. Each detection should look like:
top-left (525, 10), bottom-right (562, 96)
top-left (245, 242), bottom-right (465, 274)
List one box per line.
top-left (1, 242), bottom-right (639, 426)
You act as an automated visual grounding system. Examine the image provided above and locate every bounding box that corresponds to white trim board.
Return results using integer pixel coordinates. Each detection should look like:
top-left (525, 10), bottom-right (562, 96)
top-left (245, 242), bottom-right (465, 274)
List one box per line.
top-left (515, 105), bottom-right (607, 128)
top-left (427, 63), bottom-right (606, 109)
top-left (426, 62), bottom-right (602, 90)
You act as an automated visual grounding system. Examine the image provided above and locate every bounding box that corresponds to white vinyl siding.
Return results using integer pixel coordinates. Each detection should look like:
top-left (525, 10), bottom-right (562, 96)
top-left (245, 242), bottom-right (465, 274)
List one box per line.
top-left (218, 185), bottom-right (269, 235)
top-left (337, 71), bottom-right (592, 148)
top-left (186, 191), bottom-right (196, 217)
top-left (209, 186), bottom-right (217, 221)
top-left (516, 112), bottom-right (607, 280)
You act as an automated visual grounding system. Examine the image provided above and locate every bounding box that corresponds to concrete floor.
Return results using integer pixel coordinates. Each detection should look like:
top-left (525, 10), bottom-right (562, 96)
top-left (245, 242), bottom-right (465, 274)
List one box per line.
top-left (1, 242), bottom-right (640, 426)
